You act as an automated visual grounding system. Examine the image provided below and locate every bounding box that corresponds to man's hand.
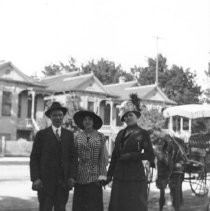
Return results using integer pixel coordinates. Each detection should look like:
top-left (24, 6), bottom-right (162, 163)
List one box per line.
top-left (97, 175), bottom-right (107, 187)
top-left (67, 178), bottom-right (76, 190)
top-left (32, 179), bottom-right (43, 191)
top-left (104, 175), bottom-right (112, 186)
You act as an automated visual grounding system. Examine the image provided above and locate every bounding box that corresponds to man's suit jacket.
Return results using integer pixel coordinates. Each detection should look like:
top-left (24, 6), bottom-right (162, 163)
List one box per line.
top-left (30, 126), bottom-right (78, 194)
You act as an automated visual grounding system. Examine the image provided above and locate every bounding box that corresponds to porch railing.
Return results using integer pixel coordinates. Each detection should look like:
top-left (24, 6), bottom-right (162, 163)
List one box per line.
top-left (17, 118), bottom-right (33, 129)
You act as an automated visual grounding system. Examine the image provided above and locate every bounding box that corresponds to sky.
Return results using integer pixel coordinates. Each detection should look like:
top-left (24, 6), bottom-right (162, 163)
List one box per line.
top-left (0, 0), bottom-right (209, 83)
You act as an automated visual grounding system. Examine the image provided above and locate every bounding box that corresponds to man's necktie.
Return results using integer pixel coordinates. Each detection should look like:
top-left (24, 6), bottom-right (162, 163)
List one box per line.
top-left (55, 129), bottom-right (62, 157)
top-left (55, 129), bottom-right (61, 141)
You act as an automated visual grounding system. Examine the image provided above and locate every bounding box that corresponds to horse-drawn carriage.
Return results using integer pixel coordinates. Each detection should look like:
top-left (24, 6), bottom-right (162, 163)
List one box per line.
top-left (145, 104), bottom-right (210, 211)
top-left (163, 104), bottom-right (210, 196)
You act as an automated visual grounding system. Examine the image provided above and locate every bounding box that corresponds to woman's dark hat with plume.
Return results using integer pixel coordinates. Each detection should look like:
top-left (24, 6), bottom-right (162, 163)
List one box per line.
top-left (117, 93), bottom-right (141, 121)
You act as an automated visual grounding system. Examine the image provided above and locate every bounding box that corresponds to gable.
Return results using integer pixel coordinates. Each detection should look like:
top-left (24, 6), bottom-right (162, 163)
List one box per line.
top-left (0, 65), bottom-right (25, 81)
top-left (144, 88), bottom-right (171, 103)
top-left (0, 61), bottom-right (45, 88)
top-left (79, 78), bottom-right (107, 93)
top-left (145, 89), bottom-right (163, 100)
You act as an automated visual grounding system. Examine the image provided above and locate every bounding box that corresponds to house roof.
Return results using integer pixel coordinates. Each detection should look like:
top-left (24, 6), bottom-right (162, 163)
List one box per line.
top-left (104, 80), bottom-right (139, 90)
top-left (105, 82), bottom-right (176, 105)
top-left (41, 72), bottom-right (114, 96)
top-left (105, 80), bottom-right (139, 95)
top-left (40, 71), bottom-right (80, 85)
top-left (0, 61), bottom-right (46, 88)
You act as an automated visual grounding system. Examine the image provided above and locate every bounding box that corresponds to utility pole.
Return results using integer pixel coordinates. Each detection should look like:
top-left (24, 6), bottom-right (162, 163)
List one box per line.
top-left (155, 36), bottom-right (159, 86)
top-left (208, 52), bottom-right (210, 76)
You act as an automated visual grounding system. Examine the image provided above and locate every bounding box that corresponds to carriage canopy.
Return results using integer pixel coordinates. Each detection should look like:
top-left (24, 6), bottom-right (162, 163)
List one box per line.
top-left (163, 104), bottom-right (210, 119)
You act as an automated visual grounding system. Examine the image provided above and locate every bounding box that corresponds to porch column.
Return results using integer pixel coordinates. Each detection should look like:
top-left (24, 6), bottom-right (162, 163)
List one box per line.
top-left (94, 98), bottom-right (100, 114)
top-left (169, 116), bottom-right (173, 131)
top-left (109, 101), bottom-right (114, 126)
top-left (29, 90), bottom-right (35, 119)
top-left (96, 99), bottom-right (102, 115)
top-left (180, 117), bottom-right (183, 132)
top-left (83, 96), bottom-right (88, 110)
top-left (189, 119), bottom-right (192, 133)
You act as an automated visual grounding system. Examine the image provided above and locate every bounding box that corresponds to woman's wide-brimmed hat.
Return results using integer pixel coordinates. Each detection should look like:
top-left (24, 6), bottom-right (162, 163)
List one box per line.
top-left (45, 101), bottom-right (68, 118)
top-left (73, 110), bottom-right (103, 130)
top-left (118, 93), bottom-right (141, 122)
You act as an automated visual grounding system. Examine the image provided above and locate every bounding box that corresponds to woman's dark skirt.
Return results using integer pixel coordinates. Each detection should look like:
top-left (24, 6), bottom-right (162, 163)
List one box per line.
top-left (72, 182), bottom-right (103, 211)
top-left (108, 179), bottom-right (148, 211)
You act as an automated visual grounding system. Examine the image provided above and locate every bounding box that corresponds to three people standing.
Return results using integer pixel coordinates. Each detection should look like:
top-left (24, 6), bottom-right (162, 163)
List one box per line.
top-left (30, 94), bottom-right (154, 211)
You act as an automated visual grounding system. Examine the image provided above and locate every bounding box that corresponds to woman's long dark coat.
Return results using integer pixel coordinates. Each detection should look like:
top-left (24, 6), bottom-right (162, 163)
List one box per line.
top-left (107, 124), bottom-right (155, 211)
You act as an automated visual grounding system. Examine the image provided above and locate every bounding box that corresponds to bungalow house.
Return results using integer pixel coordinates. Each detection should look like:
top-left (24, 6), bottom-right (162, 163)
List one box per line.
top-left (0, 61), bottom-right (51, 156)
top-left (0, 61), bottom-right (176, 156)
top-left (42, 74), bottom-right (176, 155)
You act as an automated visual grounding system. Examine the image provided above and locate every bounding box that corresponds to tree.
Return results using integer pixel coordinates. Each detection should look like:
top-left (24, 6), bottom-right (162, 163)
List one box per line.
top-left (138, 107), bottom-right (165, 130)
top-left (42, 57), bottom-right (80, 77)
top-left (131, 54), bottom-right (168, 86)
top-left (81, 58), bottom-right (134, 85)
top-left (201, 62), bottom-right (210, 103)
top-left (204, 62), bottom-right (210, 77)
top-left (164, 66), bottom-right (202, 104)
top-left (43, 64), bottom-right (62, 76)
top-left (42, 57), bottom-right (134, 84)
top-left (131, 54), bottom-right (202, 104)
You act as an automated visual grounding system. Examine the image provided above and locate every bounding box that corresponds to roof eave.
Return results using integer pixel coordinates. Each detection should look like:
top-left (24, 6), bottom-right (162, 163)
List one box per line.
top-left (0, 78), bottom-right (47, 88)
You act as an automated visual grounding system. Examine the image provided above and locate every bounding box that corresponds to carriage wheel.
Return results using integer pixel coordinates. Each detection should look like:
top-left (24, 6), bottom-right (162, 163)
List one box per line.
top-left (189, 169), bottom-right (208, 197)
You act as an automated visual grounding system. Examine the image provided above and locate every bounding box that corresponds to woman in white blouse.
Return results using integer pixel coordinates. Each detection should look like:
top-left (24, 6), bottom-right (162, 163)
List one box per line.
top-left (72, 110), bottom-right (108, 211)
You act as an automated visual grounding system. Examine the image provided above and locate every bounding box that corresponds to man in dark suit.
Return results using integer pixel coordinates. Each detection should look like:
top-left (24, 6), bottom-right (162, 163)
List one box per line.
top-left (30, 102), bottom-right (78, 211)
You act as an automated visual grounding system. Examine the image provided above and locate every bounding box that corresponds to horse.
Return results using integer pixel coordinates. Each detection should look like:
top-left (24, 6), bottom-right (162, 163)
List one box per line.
top-left (150, 128), bottom-right (187, 211)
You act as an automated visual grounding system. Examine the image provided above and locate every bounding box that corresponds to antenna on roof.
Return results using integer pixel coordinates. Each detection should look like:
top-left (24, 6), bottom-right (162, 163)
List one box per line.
top-left (154, 36), bottom-right (165, 86)
top-left (155, 36), bottom-right (159, 86)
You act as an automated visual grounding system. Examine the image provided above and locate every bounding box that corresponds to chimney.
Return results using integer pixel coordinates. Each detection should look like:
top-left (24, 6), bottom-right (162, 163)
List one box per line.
top-left (119, 76), bottom-right (126, 84)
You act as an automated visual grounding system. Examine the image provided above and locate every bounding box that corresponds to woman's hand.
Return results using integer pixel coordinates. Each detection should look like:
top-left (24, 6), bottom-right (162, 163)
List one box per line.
top-left (67, 178), bottom-right (76, 190)
top-left (105, 176), bottom-right (112, 185)
top-left (97, 175), bottom-right (109, 187)
top-left (32, 179), bottom-right (43, 191)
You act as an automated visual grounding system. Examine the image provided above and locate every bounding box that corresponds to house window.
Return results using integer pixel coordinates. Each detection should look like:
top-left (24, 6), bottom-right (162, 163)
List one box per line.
top-left (104, 104), bottom-right (110, 125)
top-left (18, 94), bottom-right (22, 118)
top-left (2, 91), bottom-right (12, 116)
top-left (27, 96), bottom-right (32, 118)
top-left (172, 116), bottom-right (180, 132)
top-left (88, 101), bottom-right (94, 112)
top-left (17, 130), bottom-right (31, 141)
top-left (183, 117), bottom-right (189, 131)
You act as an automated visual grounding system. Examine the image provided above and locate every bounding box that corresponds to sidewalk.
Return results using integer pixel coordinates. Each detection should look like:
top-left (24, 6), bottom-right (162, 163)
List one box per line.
top-left (0, 182), bottom-right (209, 211)
top-left (0, 156), bottom-right (29, 165)
top-left (0, 159), bottom-right (209, 210)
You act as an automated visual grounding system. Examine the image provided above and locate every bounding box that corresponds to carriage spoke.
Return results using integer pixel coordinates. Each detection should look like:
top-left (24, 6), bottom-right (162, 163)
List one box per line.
top-left (190, 172), bottom-right (208, 196)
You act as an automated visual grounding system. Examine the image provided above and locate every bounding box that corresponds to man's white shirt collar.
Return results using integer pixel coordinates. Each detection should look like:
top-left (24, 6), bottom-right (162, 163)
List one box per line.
top-left (52, 125), bottom-right (61, 137)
